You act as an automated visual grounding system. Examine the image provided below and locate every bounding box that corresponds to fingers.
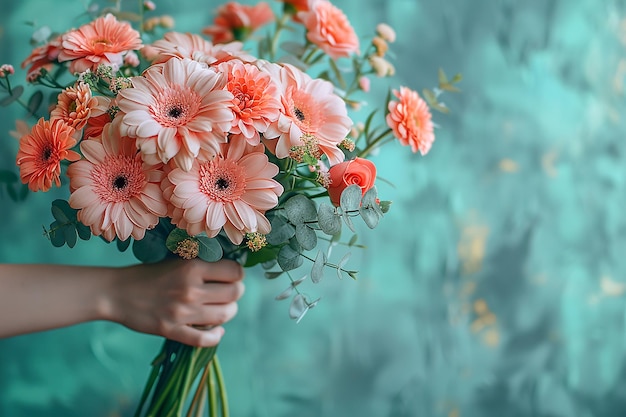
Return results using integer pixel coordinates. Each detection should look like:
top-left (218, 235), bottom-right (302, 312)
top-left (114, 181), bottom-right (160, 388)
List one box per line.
top-left (166, 325), bottom-right (225, 347)
top-left (200, 281), bottom-right (245, 304)
top-left (187, 302), bottom-right (238, 327)
top-left (198, 259), bottom-right (244, 283)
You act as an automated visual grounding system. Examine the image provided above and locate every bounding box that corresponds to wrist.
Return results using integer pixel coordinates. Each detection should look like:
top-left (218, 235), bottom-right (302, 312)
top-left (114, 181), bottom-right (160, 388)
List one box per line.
top-left (96, 265), bottom-right (128, 324)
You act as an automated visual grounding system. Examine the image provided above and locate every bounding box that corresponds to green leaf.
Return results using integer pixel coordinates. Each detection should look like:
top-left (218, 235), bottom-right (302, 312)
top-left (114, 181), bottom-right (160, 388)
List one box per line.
top-left (132, 230), bottom-right (168, 263)
top-left (76, 221), bottom-right (91, 240)
top-left (0, 170), bottom-right (18, 183)
top-left (264, 270), bottom-right (283, 279)
top-left (277, 243), bottom-right (302, 271)
top-left (360, 187), bottom-right (382, 229)
top-left (17, 184), bottom-right (29, 201)
top-left (284, 194), bottom-right (317, 225)
top-left (317, 203), bottom-right (342, 236)
top-left (328, 56), bottom-right (346, 90)
top-left (27, 90), bottom-right (43, 116)
top-left (295, 223), bottom-right (317, 251)
top-left (0, 85), bottom-right (24, 107)
top-left (311, 250), bottom-right (326, 283)
top-left (362, 110), bottom-right (378, 139)
top-left (165, 228), bottom-right (190, 253)
top-left (340, 184), bottom-right (362, 213)
top-left (438, 68), bottom-right (449, 85)
top-left (63, 224), bottom-right (77, 248)
top-left (289, 294), bottom-right (308, 322)
top-left (116, 237), bottom-right (131, 252)
top-left (336, 252), bottom-right (351, 279)
top-left (51, 204), bottom-right (70, 223)
top-left (348, 234), bottom-right (358, 247)
top-left (244, 246), bottom-right (279, 268)
top-left (196, 236), bottom-right (223, 262)
top-left (51, 199), bottom-right (76, 223)
top-left (275, 286), bottom-right (293, 301)
top-left (49, 221), bottom-right (65, 247)
top-left (379, 200), bottom-right (392, 213)
top-left (266, 215), bottom-right (295, 245)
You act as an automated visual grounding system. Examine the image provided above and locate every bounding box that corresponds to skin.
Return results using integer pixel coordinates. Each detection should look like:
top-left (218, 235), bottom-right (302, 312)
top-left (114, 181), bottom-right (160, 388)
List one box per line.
top-left (0, 258), bottom-right (244, 347)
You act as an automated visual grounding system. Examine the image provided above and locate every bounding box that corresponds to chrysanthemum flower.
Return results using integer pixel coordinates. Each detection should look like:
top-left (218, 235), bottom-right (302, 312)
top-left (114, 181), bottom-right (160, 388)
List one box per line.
top-left (67, 124), bottom-right (167, 242)
top-left (298, 0), bottom-right (359, 60)
top-left (386, 86), bottom-right (435, 155)
top-left (116, 57), bottom-right (234, 171)
top-left (162, 139), bottom-right (283, 245)
top-left (202, 2), bottom-right (274, 44)
top-left (263, 63), bottom-right (351, 166)
top-left (16, 118), bottom-right (80, 192)
top-left (143, 32), bottom-right (254, 66)
top-left (58, 13), bottom-right (143, 74)
top-left (50, 81), bottom-right (103, 130)
top-left (217, 60), bottom-right (281, 145)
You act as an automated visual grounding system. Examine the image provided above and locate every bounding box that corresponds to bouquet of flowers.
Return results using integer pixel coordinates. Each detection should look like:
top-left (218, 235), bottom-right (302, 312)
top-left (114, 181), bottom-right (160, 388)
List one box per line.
top-left (0, 0), bottom-right (459, 415)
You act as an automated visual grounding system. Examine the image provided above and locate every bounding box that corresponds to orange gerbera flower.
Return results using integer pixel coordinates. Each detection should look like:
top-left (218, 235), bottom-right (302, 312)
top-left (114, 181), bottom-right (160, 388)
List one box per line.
top-left (21, 35), bottom-right (63, 82)
top-left (50, 81), bottom-right (102, 130)
top-left (298, 0), bottom-right (359, 60)
top-left (58, 13), bottom-right (143, 73)
top-left (202, 2), bottom-right (275, 44)
top-left (386, 86), bottom-right (435, 155)
top-left (67, 124), bottom-right (167, 241)
top-left (16, 118), bottom-right (80, 192)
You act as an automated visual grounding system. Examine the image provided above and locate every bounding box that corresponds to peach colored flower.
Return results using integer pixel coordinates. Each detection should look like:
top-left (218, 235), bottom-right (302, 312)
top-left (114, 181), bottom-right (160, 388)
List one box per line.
top-left (326, 157), bottom-right (376, 207)
top-left (143, 32), bottom-right (254, 66)
top-left (202, 2), bottom-right (274, 44)
top-left (162, 139), bottom-right (283, 245)
top-left (16, 118), bottom-right (80, 192)
top-left (386, 86), bottom-right (435, 155)
top-left (116, 58), bottom-right (234, 171)
top-left (263, 63), bottom-right (351, 166)
top-left (84, 96), bottom-right (114, 140)
top-left (58, 14), bottom-right (143, 74)
top-left (279, 0), bottom-right (314, 13)
top-left (67, 124), bottom-right (167, 241)
top-left (50, 81), bottom-right (103, 130)
top-left (298, 0), bottom-right (359, 60)
top-left (217, 60), bottom-right (281, 145)
top-left (21, 35), bottom-right (63, 81)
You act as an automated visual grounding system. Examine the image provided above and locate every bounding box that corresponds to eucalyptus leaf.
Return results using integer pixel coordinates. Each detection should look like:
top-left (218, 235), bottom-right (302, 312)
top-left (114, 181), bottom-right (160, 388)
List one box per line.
top-left (289, 294), bottom-right (308, 322)
top-left (63, 224), bottom-right (77, 248)
top-left (292, 275), bottom-right (307, 287)
top-left (284, 194), bottom-right (317, 225)
top-left (197, 236), bottom-right (223, 262)
top-left (275, 286), bottom-right (293, 301)
top-left (51, 204), bottom-right (70, 223)
top-left (0, 85), bottom-right (24, 107)
top-left (165, 228), bottom-right (190, 253)
top-left (27, 90), bottom-right (43, 116)
top-left (311, 250), bottom-right (326, 283)
top-left (132, 230), bottom-right (168, 263)
top-left (336, 252), bottom-right (351, 279)
top-left (360, 205), bottom-right (380, 228)
top-left (295, 223), bottom-right (317, 251)
top-left (264, 270), bottom-right (283, 279)
top-left (361, 186), bottom-right (382, 215)
top-left (75, 221), bottom-right (91, 240)
top-left (343, 213), bottom-right (356, 233)
top-left (266, 215), bottom-right (295, 245)
top-left (244, 247), bottom-right (279, 268)
top-left (277, 243), bottom-right (302, 271)
top-left (116, 237), bottom-right (131, 252)
top-left (317, 203), bottom-right (342, 235)
top-left (49, 222), bottom-right (65, 247)
top-left (348, 234), bottom-right (358, 247)
top-left (340, 184), bottom-right (362, 213)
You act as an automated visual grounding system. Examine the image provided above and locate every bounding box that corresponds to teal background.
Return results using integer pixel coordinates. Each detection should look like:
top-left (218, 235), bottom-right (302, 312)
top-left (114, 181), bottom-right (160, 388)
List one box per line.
top-left (2, 0), bottom-right (626, 416)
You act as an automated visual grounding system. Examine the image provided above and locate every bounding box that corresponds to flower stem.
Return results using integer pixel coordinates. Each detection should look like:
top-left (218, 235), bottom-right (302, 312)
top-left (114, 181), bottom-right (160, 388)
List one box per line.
top-left (208, 361), bottom-right (218, 417)
top-left (213, 355), bottom-right (229, 417)
top-left (358, 128), bottom-right (394, 158)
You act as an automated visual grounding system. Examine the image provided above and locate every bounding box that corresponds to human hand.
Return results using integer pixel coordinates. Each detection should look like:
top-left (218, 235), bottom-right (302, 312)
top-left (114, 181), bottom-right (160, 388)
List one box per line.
top-left (107, 258), bottom-right (244, 347)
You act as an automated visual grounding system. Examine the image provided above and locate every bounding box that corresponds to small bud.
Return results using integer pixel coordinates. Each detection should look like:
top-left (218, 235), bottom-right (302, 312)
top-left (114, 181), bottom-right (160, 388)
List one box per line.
top-left (372, 36), bottom-right (388, 57)
top-left (0, 64), bottom-right (15, 77)
top-left (143, 0), bottom-right (156, 11)
top-left (376, 23), bottom-right (396, 43)
top-left (369, 56), bottom-right (394, 77)
top-left (159, 15), bottom-right (175, 29)
top-left (358, 76), bottom-right (370, 92)
top-left (245, 232), bottom-right (267, 252)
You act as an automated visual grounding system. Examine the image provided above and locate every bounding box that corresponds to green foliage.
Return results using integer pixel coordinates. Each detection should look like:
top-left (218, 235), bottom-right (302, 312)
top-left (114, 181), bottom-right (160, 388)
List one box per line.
top-left (132, 228), bottom-right (168, 263)
top-left (0, 85), bottom-right (23, 107)
top-left (0, 169), bottom-right (28, 202)
top-left (45, 199), bottom-right (91, 248)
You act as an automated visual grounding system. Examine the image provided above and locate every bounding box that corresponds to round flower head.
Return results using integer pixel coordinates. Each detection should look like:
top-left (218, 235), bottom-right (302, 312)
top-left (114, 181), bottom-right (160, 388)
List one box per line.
top-left (50, 81), bottom-right (102, 130)
top-left (58, 13), bottom-right (143, 73)
top-left (263, 63), bottom-right (352, 166)
top-left (217, 60), bottom-right (281, 145)
top-left (386, 86), bottom-right (435, 155)
top-left (67, 124), bottom-right (168, 242)
top-left (298, 0), bottom-right (359, 60)
top-left (202, 2), bottom-right (275, 44)
top-left (116, 57), bottom-right (235, 171)
top-left (16, 118), bottom-right (80, 192)
top-left (163, 139), bottom-right (283, 245)
top-left (21, 35), bottom-right (63, 82)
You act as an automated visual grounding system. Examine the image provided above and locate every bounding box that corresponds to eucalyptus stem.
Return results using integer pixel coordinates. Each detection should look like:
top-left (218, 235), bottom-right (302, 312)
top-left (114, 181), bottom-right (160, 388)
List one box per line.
top-left (187, 364), bottom-right (211, 417)
top-left (207, 361), bottom-right (218, 417)
top-left (358, 128), bottom-right (394, 158)
top-left (213, 355), bottom-right (229, 417)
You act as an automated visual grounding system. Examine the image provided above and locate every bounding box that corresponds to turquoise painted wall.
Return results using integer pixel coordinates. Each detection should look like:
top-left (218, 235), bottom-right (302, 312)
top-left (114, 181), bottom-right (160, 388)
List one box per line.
top-left (1, 0), bottom-right (626, 416)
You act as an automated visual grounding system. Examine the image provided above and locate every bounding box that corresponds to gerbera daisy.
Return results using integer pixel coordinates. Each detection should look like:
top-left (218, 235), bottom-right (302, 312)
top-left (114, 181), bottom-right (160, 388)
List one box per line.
top-left (263, 63), bottom-right (352, 166)
top-left (21, 35), bottom-right (63, 82)
top-left (386, 86), bottom-right (435, 155)
top-left (58, 13), bottom-right (143, 74)
top-left (16, 118), bottom-right (80, 192)
top-left (116, 57), bottom-right (234, 171)
top-left (202, 2), bottom-right (274, 44)
top-left (163, 139), bottom-right (283, 245)
top-left (67, 123), bottom-right (167, 242)
top-left (217, 60), bottom-right (281, 145)
top-left (50, 81), bottom-right (103, 130)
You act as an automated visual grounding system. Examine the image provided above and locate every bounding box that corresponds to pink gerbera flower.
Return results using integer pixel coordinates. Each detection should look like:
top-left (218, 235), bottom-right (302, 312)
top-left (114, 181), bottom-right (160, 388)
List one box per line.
top-left (116, 57), bottom-right (234, 171)
top-left (163, 139), bottom-right (283, 245)
top-left (21, 35), bottom-right (63, 82)
top-left (50, 81), bottom-right (103, 130)
top-left (143, 32), bottom-right (254, 66)
top-left (16, 118), bottom-right (80, 192)
top-left (58, 13), bottom-right (143, 74)
top-left (263, 63), bottom-right (352, 166)
top-left (202, 2), bottom-right (275, 44)
top-left (67, 124), bottom-right (167, 242)
top-left (217, 60), bottom-right (281, 145)
top-left (386, 86), bottom-right (435, 155)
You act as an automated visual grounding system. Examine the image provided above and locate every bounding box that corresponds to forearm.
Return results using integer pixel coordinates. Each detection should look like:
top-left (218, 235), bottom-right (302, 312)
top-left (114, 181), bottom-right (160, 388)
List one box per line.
top-left (0, 264), bottom-right (118, 337)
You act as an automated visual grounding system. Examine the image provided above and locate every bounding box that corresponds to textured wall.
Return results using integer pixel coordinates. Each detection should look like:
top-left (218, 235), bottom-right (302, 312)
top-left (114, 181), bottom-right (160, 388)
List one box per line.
top-left (1, 0), bottom-right (626, 416)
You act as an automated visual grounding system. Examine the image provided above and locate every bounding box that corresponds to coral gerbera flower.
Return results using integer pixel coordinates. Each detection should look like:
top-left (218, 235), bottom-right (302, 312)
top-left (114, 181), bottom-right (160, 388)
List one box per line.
top-left (116, 57), bottom-right (234, 171)
top-left (163, 139), bottom-right (283, 245)
top-left (386, 86), bottom-right (435, 155)
top-left (16, 118), bottom-right (80, 192)
top-left (217, 60), bottom-right (281, 145)
top-left (21, 35), bottom-right (63, 82)
top-left (202, 2), bottom-right (275, 44)
top-left (67, 124), bottom-right (167, 242)
top-left (58, 13), bottom-right (143, 74)
top-left (298, 0), bottom-right (359, 60)
top-left (50, 81), bottom-right (103, 130)
top-left (263, 63), bottom-right (352, 166)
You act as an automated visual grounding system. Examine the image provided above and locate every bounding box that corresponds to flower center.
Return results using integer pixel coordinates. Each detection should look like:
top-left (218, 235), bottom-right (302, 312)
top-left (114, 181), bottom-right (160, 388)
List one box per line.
top-left (294, 107), bottom-right (305, 122)
top-left (92, 155), bottom-right (146, 203)
top-left (113, 175), bottom-right (128, 190)
top-left (198, 158), bottom-right (246, 203)
top-left (41, 145), bottom-right (53, 162)
top-left (152, 85), bottom-right (201, 127)
top-left (289, 89), bottom-right (321, 133)
top-left (168, 106), bottom-right (183, 118)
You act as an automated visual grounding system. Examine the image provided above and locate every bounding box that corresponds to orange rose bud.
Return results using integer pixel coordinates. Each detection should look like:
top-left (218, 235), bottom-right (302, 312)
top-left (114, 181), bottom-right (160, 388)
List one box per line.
top-left (327, 157), bottom-right (377, 207)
